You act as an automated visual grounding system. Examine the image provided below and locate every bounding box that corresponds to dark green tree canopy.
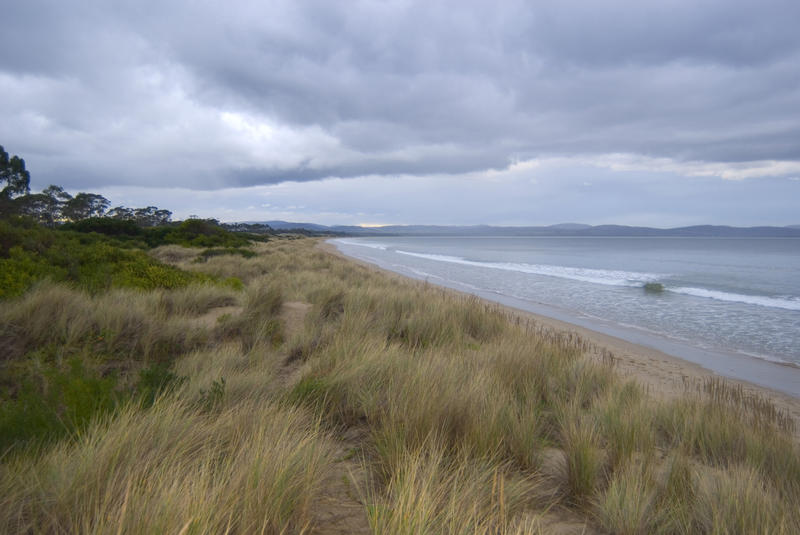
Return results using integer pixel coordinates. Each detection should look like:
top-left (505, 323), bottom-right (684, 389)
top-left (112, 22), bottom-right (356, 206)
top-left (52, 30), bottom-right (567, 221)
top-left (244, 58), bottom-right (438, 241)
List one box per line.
top-left (1, 145), bottom-right (31, 199)
top-left (42, 184), bottom-right (72, 203)
top-left (0, 146), bottom-right (187, 230)
top-left (62, 193), bottom-right (111, 221)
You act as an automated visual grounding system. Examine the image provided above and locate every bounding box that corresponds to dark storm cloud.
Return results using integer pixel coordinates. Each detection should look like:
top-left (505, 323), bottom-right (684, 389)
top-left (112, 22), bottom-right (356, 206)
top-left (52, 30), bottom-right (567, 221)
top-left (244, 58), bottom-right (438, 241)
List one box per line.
top-left (153, 0), bottom-right (800, 161)
top-left (1, 0), bottom-right (799, 191)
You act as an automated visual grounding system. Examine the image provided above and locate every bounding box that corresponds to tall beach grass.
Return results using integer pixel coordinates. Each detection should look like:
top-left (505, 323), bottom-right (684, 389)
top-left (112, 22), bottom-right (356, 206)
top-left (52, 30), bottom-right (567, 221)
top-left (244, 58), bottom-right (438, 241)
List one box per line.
top-left (1, 237), bottom-right (798, 533)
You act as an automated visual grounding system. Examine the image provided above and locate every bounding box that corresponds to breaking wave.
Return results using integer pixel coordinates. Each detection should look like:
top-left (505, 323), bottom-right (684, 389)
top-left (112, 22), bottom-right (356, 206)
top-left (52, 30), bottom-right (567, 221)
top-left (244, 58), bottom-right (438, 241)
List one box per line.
top-left (334, 239), bottom-right (388, 250)
top-left (394, 250), bottom-right (800, 311)
top-left (395, 250), bottom-right (660, 287)
top-left (671, 287), bottom-right (800, 311)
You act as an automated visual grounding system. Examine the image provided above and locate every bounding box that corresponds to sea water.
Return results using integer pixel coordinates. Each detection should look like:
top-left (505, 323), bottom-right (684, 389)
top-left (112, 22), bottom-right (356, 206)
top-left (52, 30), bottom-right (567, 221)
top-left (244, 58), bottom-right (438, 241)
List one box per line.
top-left (332, 236), bottom-right (800, 395)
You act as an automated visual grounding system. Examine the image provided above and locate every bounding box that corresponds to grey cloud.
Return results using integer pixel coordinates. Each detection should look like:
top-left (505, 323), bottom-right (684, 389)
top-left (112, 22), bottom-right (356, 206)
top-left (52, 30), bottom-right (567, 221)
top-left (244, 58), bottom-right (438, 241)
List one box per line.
top-left (1, 0), bottom-right (799, 192)
top-left (157, 1), bottom-right (800, 164)
top-left (225, 147), bottom-right (510, 187)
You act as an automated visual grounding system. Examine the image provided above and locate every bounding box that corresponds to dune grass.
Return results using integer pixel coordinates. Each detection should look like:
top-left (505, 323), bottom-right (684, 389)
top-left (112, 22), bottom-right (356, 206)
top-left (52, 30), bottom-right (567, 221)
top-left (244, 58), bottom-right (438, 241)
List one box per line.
top-left (1, 237), bottom-right (798, 533)
top-left (0, 399), bottom-right (333, 534)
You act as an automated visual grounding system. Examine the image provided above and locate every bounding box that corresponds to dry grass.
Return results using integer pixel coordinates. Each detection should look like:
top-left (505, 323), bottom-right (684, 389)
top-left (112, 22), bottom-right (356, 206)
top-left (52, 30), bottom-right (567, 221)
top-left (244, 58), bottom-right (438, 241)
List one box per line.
top-left (366, 440), bottom-right (542, 534)
top-left (0, 281), bottom-right (241, 364)
top-left (2, 237), bottom-right (799, 534)
top-left (0, 398), bottom-right (333, 534)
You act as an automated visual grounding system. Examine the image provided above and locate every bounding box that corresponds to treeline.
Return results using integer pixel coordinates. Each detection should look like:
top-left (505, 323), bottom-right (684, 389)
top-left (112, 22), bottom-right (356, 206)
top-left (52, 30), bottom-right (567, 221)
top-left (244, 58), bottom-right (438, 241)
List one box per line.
top-left (1, 145), bottom-right (173, 227)
top-left (0, 144), bottom-right (274, 301)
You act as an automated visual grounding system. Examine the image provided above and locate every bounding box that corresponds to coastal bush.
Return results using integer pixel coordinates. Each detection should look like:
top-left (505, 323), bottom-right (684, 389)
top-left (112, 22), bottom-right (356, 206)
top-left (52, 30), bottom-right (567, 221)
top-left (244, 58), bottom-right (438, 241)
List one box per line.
top-left (135, 363), bottom-right (187, 409)
top-left (0, 358), bottom-right (121, 452)
top-left (60, 217), bottom-right (144, 238)
top-left (0, 223), bottom-right (221, 298)
top-left (145, 218), bottom-right (258, 248)
top-left (0, 218), bottom-right (257, 299)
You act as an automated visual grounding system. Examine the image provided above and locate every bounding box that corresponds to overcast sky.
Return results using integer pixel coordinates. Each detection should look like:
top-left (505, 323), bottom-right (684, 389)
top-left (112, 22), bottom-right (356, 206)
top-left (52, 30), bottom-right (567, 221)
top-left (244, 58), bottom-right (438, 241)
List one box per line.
top-left (2, 0), bottom-right (799, 226)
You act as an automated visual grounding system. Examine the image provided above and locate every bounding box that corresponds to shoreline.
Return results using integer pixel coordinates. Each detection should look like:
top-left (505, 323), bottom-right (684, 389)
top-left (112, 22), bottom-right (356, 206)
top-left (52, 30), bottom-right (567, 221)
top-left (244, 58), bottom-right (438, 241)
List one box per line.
top-left (319, 240), bottom-right (800, 436)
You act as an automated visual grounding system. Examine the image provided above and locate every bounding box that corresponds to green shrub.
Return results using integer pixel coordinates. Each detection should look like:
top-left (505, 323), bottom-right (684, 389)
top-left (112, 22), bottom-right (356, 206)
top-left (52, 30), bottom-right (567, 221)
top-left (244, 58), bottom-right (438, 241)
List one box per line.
top-left (60, 217), bottom-right (144, 238)
top-left (0, 246), bottom-right (62, 298)
top-left (0, 221), bottom-right (230, 298)
top-left (112, 255), bottom-right (213, 290)
top-left (135, 364), bottom-right (187, 409)
top-left (150, 219), bottom-right (255, 248)
top-left (0, 358), bottom-right (121, 452)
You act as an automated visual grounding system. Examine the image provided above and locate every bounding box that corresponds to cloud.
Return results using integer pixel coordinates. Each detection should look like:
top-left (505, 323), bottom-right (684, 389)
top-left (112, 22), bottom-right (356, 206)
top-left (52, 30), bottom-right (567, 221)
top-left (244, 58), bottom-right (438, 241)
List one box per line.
top-left (94, 161), bottom-right (800, 228)
top-left (1, 1), bottom-right (799, 225)
top-left (534, 154), bottom-right (800, 181)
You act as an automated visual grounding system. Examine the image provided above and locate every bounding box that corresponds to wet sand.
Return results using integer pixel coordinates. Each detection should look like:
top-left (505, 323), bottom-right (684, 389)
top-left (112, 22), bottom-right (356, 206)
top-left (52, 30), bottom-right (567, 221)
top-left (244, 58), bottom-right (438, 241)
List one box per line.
top-left (319, 240), bottom-right (800, 438)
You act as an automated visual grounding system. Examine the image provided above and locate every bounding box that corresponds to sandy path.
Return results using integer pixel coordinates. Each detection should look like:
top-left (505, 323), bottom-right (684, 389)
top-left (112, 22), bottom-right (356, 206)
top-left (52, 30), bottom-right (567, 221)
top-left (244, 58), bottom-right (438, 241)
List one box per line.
top-left (277, 301), bottom-right (372, 534)
top-left (319, 240), bottom-right (800, 439)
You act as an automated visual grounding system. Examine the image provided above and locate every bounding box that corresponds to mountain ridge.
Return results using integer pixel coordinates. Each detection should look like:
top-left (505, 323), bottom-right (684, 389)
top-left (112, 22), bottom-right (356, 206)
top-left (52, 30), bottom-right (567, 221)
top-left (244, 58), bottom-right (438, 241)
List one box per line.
top-left (251, 221), bottom-right (800, 237)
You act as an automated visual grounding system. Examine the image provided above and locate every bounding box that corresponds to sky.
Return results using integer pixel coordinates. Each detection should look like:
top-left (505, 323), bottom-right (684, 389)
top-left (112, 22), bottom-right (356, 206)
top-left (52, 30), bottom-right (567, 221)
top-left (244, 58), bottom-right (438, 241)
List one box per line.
top-left (2, 0), bottom-right (799, 227)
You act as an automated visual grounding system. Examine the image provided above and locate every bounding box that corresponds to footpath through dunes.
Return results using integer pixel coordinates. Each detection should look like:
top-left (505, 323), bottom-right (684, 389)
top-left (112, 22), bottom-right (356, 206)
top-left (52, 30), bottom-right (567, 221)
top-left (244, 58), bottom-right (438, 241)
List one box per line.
top-left (2, 237), bottom-right (799, 533)
top-left (277, 300), bottom-right (372, 535)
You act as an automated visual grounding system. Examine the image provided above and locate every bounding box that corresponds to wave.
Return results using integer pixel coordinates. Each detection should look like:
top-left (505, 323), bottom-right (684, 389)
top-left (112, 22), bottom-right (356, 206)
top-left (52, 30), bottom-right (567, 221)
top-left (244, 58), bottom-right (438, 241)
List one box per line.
top-left (393, 250), bottom-right (800, 312)
top-left (407, 267), bottom-right (445, 280)
top-left (671, 287), bottom-right (800, 311)
top-left (334, 239), bottom-right (388, 250)
top-left (395, 250), bottom-right (661, 287)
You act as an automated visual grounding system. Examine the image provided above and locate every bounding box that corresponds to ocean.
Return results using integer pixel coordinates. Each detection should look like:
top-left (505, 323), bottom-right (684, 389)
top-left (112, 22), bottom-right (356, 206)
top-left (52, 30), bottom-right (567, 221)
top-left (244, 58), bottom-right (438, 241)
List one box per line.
top-left (332, 236), bottom-right (800, 396)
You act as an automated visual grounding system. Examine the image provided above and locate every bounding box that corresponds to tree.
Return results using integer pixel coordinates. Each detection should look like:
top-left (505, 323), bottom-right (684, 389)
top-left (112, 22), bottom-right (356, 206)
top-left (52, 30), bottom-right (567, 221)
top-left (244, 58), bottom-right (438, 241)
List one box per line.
top-left (62, 193), bottom-right (110, 221)
top-left (15, 193), bottom-right (59, 226)
top-left (14, 194), bottom-right (49, 222)
top-left (42, 184), bottom-right (72, 204)
top-left (0, 145), bottom-right (31, 199)
top-left (39, 185), bottom-right (72, 224)
top-left (0, 145), bottom-right (32, 218)
top-left (133, 206), bottom-right (172, 227)
top-left (107, 206), bottom-right (135, 220)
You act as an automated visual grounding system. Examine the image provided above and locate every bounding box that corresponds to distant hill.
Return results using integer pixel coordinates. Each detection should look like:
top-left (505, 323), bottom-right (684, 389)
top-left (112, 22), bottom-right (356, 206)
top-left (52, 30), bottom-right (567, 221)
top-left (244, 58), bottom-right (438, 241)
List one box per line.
top-left (247, 222), bottom-right (800, 237)
top-left (259, 220), bottom-right (333, 231)
top-left (546, 223), bottom-right (593, 230)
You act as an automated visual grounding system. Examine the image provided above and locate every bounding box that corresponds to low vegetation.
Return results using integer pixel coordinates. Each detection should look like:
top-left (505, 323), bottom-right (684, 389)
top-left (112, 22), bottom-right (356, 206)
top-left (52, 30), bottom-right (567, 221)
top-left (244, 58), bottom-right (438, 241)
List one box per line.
top-left (1, 235), bottom-right (798, 533)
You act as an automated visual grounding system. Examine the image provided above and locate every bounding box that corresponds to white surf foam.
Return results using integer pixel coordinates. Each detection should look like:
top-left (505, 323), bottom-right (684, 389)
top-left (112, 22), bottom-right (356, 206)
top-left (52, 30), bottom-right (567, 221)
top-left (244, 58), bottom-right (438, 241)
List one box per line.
top-left (334, 239), bottom-right (388, 250)
top-left (395, 250), bottom-right (661, 287)
top-left (392, 250), bottom-right (800, 312)
top-left (671, 287), bottom-right (800, 311)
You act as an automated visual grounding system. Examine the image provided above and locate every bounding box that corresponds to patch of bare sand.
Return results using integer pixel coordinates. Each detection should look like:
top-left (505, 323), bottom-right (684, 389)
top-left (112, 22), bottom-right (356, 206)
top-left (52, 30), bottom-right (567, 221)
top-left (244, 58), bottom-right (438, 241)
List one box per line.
top-left (308, 427), bottom-right (372, 535)
top-left (318, 240), bottom-right (800, 440)
top-left (282, 301), bottom-right (312, 340)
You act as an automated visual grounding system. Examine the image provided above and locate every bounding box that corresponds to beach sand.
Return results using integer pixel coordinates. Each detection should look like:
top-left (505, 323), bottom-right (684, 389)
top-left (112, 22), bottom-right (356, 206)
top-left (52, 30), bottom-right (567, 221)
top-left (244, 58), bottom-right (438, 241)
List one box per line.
top-left (319, 240), bottom-right (800, 438)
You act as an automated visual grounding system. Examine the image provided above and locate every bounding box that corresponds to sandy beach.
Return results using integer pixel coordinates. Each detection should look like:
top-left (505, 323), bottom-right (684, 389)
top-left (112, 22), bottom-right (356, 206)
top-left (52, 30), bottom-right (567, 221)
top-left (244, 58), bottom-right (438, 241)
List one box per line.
top-left (320, 240), bottom-right (800, 438)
